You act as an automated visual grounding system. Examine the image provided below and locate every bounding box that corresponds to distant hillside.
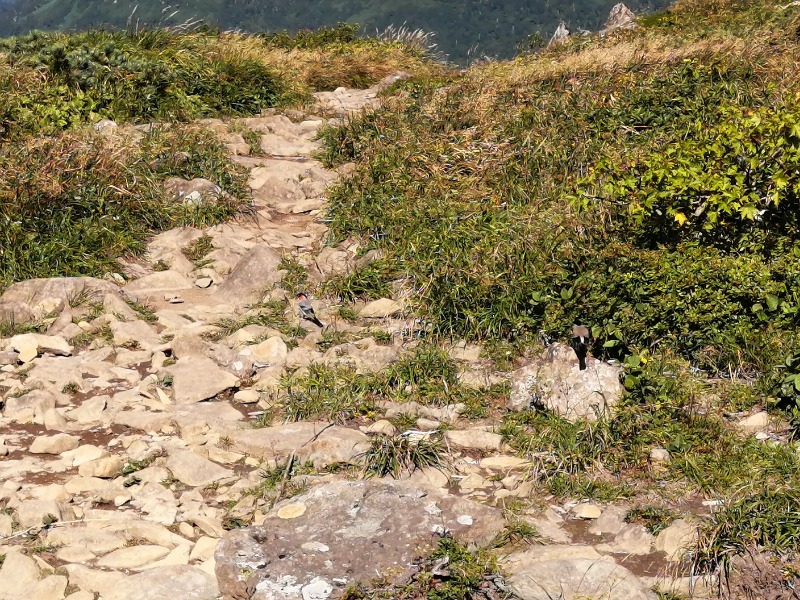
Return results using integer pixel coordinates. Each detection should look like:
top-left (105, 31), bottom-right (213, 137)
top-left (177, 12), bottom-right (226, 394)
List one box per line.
top-left (0, 0), bottom-right (672, 61)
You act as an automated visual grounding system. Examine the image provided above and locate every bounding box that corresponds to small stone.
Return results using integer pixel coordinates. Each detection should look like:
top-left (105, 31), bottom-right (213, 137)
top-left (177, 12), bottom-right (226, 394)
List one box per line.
top-left (649, 447), bottom-right (672, 463)
top-left (29, 433), bottom-right (80, 455)
top-left (445, 429), bottom-right (503, 451)
top-left (277, 503), bottom-right (307, 519)
top-left (736, 411), bottom-right (770, 434)
top-left (365, 420), bottom-right (397, 436)
top-left (233, 389), bottom-right (260, 404)
top-left (656, 519), bottom-right (697, 561)
top-left (416, 418), bottom-right (441, 430)
top-left (78, 455), bottom-right (124, 479)
top-left (572, 503), bottom-right (602, 519)
top-left (480, 455), bottom-right (531, 470)
top-left (251, 337), bottom-right (288, 367)
top-left (359, 298), bottom-right (402, 318)
top-left (195, 277), bottom-right (213, 289)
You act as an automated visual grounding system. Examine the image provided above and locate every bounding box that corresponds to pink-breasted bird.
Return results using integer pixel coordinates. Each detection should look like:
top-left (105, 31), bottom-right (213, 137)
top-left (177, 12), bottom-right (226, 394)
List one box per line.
top-left (296, 293), bottom-right (324, 328)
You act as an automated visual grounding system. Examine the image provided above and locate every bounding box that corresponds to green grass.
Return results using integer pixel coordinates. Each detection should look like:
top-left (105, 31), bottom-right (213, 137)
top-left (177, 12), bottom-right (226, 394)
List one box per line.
top-left (694, 486), bottom-right (800, 578)
top-left (182, 234), bottom-right (214, 264)
top-left (343, 537), bottom-right (501, 599)
top-left (359, 434), bottom-right (446, 478)
top-left (0, 124), bottom-right (248, 292)
top-left (280, 365), bottom-right (381, 423)
top-left (625, 505), bottom-right (679, 536)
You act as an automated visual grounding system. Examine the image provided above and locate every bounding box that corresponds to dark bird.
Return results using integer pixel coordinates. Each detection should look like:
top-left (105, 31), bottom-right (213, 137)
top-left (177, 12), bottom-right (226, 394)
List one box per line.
top-left (296, 292), bottom-right (324, 328)
top-left (571, 324), bottom-right (592, 371)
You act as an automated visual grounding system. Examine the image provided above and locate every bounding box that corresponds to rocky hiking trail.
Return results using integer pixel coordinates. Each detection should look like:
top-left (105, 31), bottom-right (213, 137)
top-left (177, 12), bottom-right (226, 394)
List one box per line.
top-left (0, 75), bottom-right (720, 600)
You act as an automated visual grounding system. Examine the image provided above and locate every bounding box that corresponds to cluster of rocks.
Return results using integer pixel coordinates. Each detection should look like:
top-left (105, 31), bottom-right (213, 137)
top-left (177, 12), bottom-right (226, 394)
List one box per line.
top-left (0, 72), bottom-right (751, 600)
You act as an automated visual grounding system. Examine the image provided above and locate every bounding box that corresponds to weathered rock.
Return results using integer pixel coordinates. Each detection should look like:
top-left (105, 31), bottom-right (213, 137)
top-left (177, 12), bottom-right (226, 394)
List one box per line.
top-left (365, 419), bottom-right (397, 436)
top-left (48, 526), bottom-right (127, 555)
top-left (78, 455), bottom-right (124, 479)
top-left (650, 447), bottom-right (672, 463)
top-left (104, 565), bottom-right (218, 600)
top-left (359, 298), bottom-right (402, 318)
top-left (572, 502), bottom-right (602, 520)
top-left (505, 553), bottom-right (653, 600)
top-left (15, 498), bottom-right (73, 528)
top-left (215, 245), bottom-right (282, 303)
top-left (167, 357), bottom-right (239, 403)
top-left (125, 270), bottom-right (195, 296)
top-left (508, 343), bottom-right (623, 421)
top-left (445, 429), bottom-right (503, 451)
top-left (602, 3), bottom-right (637, 34)
top-left (163, 177), bottom-right (222, 205)
top-left (297, 426), bottom-right (370, 469)
top-left (479, 455), bottom-right (531, 470)
top-left (166, 450), bottom-right (234, 487)
top-left (98, 545), bottom-right (171, 569)
top-left (0, 351), bottom-right (20, 365)
top-left (655, 519), bottom-right (697, 561)
top-left (736, 411), bottom-right (770, 435)
top-left (5, 333), bottom-right (72, 361)
top-left (215, 480), bottom-right (504, 600)
top-left (548, 22), bottom-right (570, 47)
top-left (596, 523), bottom-right (655, 555)
top-left (0, 551), bottom-right (41, 598)
top-left (231, 422), bottom-right (334, 458)
top-left (110, 320), bottom-right (162, 350)
top-left (29, 433), bottom-right (80, 454)
top-left (3, 389), bottom-right (57, 423)
top-left (0, 277), bottom-right (119, 322)
top-left (251, 336), bottom-right (288, 367)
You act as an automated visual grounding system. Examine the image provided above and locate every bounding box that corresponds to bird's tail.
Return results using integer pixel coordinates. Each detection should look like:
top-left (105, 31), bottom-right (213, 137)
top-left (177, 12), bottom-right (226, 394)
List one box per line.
top-left (309, 316), bottom-right (324, 328)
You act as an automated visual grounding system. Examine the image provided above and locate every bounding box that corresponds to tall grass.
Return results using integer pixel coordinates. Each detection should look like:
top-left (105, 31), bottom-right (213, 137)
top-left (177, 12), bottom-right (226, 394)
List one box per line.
top-left (0, 125), bottom-right (247, 290)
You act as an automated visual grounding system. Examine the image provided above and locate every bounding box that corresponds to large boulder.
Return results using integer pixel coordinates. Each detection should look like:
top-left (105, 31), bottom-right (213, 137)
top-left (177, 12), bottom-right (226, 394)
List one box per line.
top-left (215, 480), bottom-right (504, 600)
top-left (215, 245), bottom-right (282, 303)
top-left (508, 343), bottom-right (623, 421)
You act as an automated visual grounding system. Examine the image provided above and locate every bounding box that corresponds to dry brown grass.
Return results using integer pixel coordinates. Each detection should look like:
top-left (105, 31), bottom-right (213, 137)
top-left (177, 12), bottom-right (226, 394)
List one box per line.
top-left (206, 32), bottom-right (447, 101)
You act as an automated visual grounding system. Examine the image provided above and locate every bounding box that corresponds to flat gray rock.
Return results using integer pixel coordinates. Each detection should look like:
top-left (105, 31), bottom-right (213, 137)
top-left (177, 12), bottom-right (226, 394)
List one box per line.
top-left (215, 479), bottom-right (504, 600)
top-left (167, 356), bottom-right (239, 403)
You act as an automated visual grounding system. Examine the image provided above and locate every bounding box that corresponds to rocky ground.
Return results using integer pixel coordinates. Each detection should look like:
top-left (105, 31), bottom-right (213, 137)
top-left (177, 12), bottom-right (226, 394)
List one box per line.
top-left (0, 75), bottom-right (737, 600)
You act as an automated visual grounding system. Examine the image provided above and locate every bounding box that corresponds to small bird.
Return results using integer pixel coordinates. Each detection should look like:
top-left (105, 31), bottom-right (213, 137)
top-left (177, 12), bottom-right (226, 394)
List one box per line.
top-left (296, 292), bottom-right (324, 327)
top-left (571, 324), bottom-right (592, 371)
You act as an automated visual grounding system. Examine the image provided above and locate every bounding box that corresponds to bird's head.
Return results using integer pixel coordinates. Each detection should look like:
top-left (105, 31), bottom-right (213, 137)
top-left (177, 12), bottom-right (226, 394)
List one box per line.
top-left (296, 292), bottom-right (308, 301)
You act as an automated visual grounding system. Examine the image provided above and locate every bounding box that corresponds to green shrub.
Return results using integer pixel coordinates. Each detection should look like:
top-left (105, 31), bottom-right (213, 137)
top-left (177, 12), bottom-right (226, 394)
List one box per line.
top-left (0, 29), bottom-right (282, 138)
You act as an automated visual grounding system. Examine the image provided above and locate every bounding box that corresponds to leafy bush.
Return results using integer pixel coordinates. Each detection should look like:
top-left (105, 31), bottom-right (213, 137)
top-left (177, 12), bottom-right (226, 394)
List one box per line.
top-left (578, 99), bottom-right (800, 249)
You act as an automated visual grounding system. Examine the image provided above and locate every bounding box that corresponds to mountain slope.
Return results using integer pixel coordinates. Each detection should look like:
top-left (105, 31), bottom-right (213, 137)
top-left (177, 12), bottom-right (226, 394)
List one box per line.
top-left (0, 0), bottom-right (672, 61)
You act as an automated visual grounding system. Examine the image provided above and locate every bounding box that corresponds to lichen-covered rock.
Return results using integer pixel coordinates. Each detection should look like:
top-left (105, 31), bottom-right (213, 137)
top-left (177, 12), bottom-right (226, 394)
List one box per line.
top-left (215, 480), bottom-right (504, 600)
top-left (508, 343), bottom-right (622, 421)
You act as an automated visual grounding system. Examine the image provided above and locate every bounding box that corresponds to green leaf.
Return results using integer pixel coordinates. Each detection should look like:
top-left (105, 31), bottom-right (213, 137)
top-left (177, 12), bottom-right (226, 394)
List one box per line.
top-left (766, 294), bottom-right (780, 312)
top-left (603, 340), bottom-right (620, 348)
